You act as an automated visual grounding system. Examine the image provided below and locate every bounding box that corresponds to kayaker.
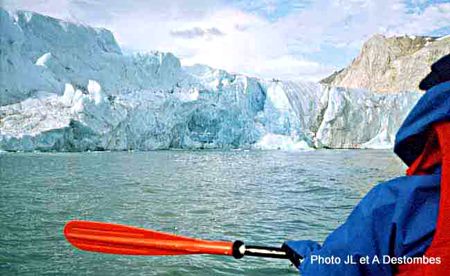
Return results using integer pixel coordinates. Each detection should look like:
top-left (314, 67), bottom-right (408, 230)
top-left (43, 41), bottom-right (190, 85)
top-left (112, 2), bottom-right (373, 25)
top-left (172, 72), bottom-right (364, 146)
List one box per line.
top-left (283, 54), bottom-right (450, 275)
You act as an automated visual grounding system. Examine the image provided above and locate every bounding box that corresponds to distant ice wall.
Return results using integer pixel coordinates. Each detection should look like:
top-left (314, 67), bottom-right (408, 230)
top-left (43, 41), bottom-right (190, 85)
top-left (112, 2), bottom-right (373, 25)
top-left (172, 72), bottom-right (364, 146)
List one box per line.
top-left (0, 9), bottom-right (421, 151)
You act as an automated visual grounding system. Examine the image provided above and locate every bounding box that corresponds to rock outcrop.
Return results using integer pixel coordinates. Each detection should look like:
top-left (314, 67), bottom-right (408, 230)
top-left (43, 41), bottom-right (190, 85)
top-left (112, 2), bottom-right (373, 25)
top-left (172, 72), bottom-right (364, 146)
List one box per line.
top-left (322, 34), bottom-right (450, 93)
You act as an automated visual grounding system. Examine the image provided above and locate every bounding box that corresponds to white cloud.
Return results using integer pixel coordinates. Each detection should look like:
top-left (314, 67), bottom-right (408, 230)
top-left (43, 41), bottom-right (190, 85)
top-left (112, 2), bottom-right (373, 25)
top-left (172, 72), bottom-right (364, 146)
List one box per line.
top-left (3, 0), bottom-right (450, 81)
top-left (170, 27), bottom-right (225, 39)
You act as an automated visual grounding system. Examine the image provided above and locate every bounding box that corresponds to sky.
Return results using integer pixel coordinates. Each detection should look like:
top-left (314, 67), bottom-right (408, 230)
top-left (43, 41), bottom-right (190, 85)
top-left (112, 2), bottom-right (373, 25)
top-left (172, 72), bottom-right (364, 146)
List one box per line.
top-left (3, 0), bottom-right (450, 81)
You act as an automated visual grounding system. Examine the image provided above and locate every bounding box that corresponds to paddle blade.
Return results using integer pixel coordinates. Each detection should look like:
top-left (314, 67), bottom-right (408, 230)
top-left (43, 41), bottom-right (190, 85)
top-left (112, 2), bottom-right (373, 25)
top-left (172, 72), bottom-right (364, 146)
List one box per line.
top-left (64, 220), bottom-right (234, 256)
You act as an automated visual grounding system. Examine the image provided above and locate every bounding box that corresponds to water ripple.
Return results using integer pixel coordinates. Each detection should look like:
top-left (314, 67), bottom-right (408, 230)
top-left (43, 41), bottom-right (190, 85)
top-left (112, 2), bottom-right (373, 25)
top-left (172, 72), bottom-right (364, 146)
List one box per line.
top-left (0, 150), bottom-right (405, 275)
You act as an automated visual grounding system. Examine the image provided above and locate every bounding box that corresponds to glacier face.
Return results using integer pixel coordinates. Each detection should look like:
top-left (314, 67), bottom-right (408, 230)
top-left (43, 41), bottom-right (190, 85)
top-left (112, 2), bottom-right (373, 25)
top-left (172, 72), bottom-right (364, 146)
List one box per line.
top-left (0, 9), bottom-right (421, 152)
top-left (0, 9), bottom-right (180, 106)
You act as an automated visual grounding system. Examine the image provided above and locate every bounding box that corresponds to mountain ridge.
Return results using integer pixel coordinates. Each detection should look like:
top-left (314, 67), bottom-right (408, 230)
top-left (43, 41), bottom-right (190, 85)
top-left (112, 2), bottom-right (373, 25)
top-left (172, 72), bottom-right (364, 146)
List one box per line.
top-left (321, 34), bottom-right (450, 93)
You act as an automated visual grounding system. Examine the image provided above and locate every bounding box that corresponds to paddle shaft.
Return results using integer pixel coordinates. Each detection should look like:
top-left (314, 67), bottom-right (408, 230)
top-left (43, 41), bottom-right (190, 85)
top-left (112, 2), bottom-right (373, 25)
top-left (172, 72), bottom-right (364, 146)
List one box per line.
top-left (233, 240), bottom-right (289, 259)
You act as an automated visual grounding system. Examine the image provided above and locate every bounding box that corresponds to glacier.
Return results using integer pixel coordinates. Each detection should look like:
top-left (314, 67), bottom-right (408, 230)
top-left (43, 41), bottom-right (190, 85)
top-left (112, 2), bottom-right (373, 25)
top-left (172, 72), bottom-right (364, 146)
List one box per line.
top-left (0, 9), bottom-right (421, 152)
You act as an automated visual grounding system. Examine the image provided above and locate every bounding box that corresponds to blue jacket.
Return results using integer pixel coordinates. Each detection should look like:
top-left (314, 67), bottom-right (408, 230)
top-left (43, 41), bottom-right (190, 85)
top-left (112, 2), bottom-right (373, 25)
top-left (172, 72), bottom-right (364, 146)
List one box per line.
top-left (284, 81), bottom-right (450, 275)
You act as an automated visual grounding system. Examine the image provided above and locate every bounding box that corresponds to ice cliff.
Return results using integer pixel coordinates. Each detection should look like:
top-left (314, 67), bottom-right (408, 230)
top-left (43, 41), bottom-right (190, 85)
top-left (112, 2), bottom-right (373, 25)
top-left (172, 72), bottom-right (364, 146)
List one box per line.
top-left (322, 34), bottom-right (450, 93)
top-left (0, 9), bottom-right (423, 151)
top-left (0, 9), bottom-right (179, 106)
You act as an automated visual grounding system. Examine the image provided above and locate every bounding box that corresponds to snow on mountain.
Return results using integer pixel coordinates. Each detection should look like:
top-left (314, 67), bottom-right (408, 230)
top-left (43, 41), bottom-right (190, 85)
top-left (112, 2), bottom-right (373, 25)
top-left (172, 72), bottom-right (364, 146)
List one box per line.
top-left (0, 9), bottom-right (421, 151)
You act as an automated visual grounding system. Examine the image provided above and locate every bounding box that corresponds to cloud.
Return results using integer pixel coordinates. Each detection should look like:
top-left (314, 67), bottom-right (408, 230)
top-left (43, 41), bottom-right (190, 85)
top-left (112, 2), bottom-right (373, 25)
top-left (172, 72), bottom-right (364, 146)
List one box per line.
top-left (3, 0), bottom-right (450, 81)
top-left (170, 27), bottom-right (225, 39)
top-left (239, 55), bottom-right (335, 81)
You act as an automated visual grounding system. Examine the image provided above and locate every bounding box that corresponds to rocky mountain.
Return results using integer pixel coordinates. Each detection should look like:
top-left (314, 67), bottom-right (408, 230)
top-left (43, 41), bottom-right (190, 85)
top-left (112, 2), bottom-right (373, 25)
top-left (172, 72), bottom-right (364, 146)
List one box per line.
top-left (0, 9), bottom-right (422, 152)
top-left (321, 34), bottom-right (450, 93)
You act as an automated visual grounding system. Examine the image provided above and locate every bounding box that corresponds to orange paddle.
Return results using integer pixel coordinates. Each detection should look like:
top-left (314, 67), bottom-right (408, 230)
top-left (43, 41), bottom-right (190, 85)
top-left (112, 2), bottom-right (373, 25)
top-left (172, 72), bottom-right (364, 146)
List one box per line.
top-left (64, 220), bottom-right (292, 259)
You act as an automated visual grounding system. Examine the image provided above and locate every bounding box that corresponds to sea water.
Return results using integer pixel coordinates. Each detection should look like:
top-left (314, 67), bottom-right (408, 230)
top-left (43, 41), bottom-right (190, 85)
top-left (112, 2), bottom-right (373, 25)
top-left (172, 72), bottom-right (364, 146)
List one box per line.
top-left (0, 150), bottom-right (405, 275)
